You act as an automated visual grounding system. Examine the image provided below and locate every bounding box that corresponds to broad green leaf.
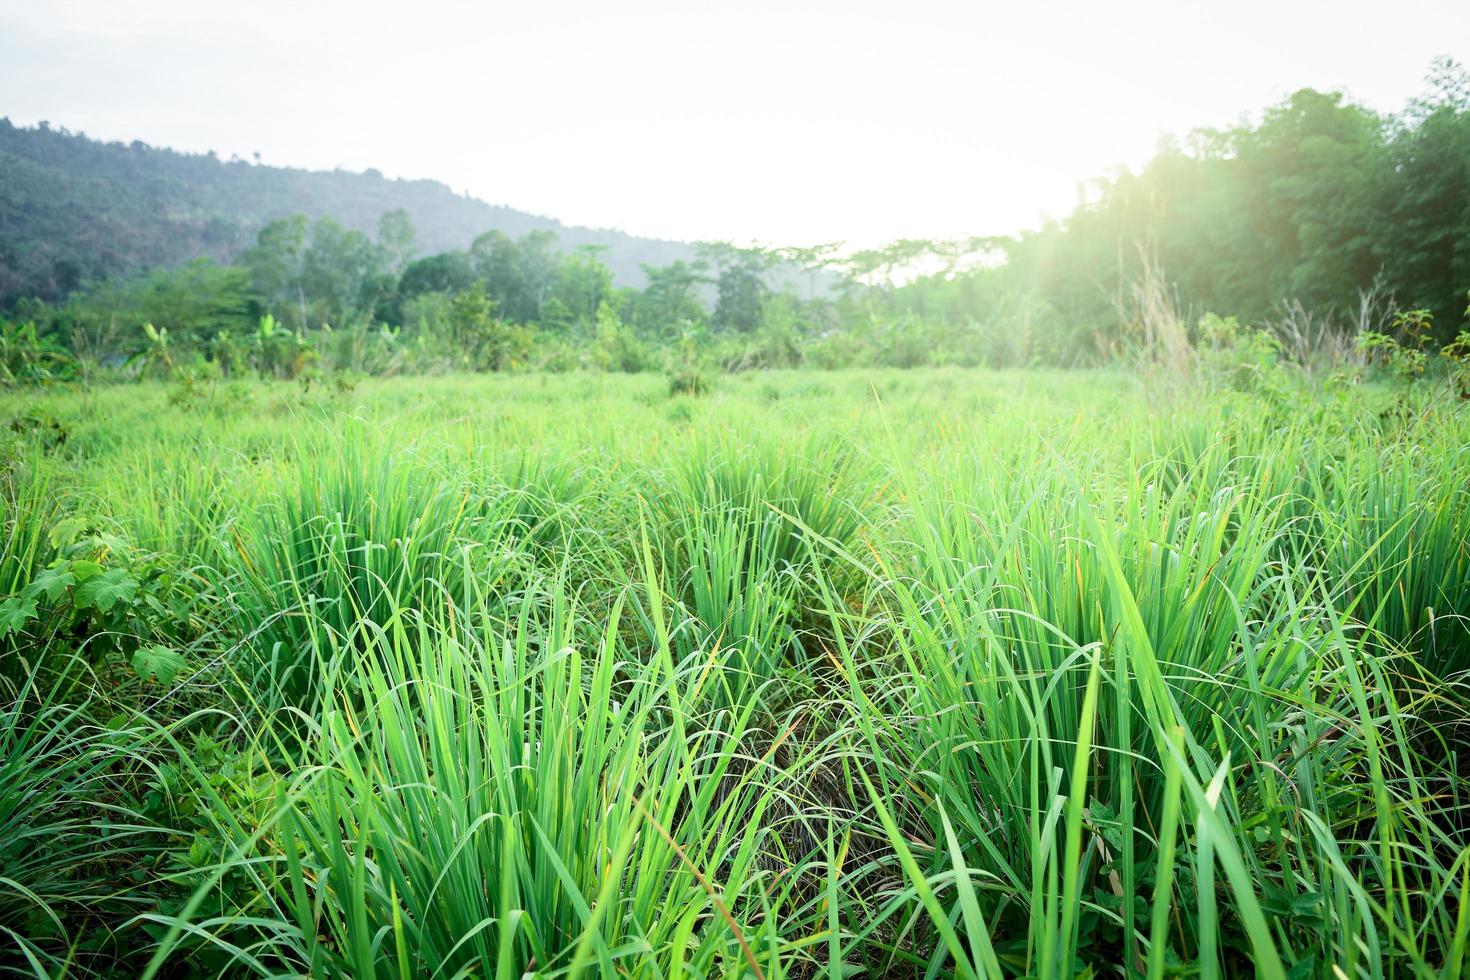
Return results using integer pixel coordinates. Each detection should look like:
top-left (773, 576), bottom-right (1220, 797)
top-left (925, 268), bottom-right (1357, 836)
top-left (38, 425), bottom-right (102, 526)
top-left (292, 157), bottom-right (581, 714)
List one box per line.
top-left (82, 532), bottom-right (129, 555)
top-left (0, 595), bottom-right (39, 637)
top-left (48, 516), bottom-right (91, 550)
top-left (70, 559), bottom-right (104, 582)
top-left (131, 644), bottom-right (185, 684)
top-left (74, 568), bottom-right (138, 613)
top-left (24, 562), bottom-right (76, 602)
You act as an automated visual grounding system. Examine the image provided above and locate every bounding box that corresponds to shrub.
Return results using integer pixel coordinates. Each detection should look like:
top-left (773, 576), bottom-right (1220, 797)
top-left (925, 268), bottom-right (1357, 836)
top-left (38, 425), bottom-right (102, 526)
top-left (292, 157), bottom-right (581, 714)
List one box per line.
top-left (668, 368), bottom-right (710, 396)
top-left (0, 320), bottom-right (75, 386)
top-left (1197, 312), bottom-right (1286, 392)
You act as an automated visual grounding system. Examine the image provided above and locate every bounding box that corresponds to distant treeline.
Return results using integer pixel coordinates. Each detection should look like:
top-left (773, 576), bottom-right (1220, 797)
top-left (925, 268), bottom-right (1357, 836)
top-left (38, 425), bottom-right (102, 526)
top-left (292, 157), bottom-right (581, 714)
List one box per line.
top-left (0, 115), bottom-right (696, 303)
top-left (3, 58), bottom-right (1467, 379)
top-left (977, 55), bottom-right (1470, 346)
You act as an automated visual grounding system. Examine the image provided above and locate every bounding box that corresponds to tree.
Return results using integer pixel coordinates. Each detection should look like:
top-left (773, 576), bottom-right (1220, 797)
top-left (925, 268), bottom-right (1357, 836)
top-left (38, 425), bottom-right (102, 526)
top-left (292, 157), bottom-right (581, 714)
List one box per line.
top-left (469, 231), bottom-right (519, 312)
top-left (632, 259), bottom-right (709, 338)
top-left (449, 281), bottom-right (495, 346)
top-left (302, 217), bottom-right (384, 327)
top-left (469, 229), bottom-right (561, 324)
top-left (398, 252), bottom-right (476, 299)
top-left (514, 230), bottom-right (560, 323)
top-left (1377, 58), bottom-right (1470, 334)
top-left (698, 242), bottom-right (771, 333)
top-left (243, 215), bottom-right (309, 329)
top-left (778, 243), bottom-right (842, 300)
top-left (377, 209), bottom-right (417, 276)
top-left (1236, 88), bottom-right (1390, 313)
top-left (547, 246), bottom-right (614, 334)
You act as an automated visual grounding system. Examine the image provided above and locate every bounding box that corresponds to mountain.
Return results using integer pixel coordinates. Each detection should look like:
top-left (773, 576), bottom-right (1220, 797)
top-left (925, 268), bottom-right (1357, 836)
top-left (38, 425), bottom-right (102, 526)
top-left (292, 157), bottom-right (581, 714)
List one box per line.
top-left (0, 118), bottom-right (698, 306)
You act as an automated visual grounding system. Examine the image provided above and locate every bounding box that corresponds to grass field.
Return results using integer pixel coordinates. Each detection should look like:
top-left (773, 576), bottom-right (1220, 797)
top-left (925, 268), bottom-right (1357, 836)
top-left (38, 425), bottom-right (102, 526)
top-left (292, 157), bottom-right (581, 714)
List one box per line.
top-left (2, 368), bottom-right (1469, 977)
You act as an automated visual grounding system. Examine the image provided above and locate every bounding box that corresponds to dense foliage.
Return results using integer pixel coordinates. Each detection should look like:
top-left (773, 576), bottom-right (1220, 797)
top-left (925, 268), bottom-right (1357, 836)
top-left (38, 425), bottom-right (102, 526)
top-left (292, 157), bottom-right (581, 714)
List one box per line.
top-left (979, 56), bottom-right (1470, 347)
top-left (4, 60), bottom-right (1469, 378)
top-left (3, 59), bottom-right (1470, 975)
top-left (2, 356), bottom-right (1470, 977)
top-left (0, 117), bottom-right (695, 306)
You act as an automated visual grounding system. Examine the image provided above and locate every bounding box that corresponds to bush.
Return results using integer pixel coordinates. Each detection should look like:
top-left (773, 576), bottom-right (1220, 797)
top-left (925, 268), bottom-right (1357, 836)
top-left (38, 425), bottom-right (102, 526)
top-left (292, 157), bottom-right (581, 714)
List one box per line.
top-left (668, 368), bottom-right (710, 396)
top-left (0, 320), bottom-right (75, 386)
top-left (1197, 312), bottom-right (1287, 392)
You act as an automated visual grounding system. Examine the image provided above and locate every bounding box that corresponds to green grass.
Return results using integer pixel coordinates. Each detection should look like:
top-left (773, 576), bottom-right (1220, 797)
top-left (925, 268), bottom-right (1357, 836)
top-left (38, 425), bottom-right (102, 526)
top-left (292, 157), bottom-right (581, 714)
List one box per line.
top-left (1, 368), bottom-right (1468, 977)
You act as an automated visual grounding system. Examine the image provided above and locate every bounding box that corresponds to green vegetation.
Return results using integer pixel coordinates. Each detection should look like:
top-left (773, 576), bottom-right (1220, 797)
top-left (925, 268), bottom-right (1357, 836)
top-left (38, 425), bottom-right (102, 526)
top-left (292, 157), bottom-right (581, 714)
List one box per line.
top-left (4, 59), bottom-right (1469, 376)
top-left (2, 351), bottom-right (1470, 976)
top-left (0, 119), bottom-right (694, 303)
top-left (4, 47), bottom-right (1470, 980)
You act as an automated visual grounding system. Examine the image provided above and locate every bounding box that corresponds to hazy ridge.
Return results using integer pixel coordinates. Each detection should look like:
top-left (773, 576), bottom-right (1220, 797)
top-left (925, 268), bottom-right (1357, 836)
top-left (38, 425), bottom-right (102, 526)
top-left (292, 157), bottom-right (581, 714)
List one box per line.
top-left (0, 118), bottom-right (696, 303)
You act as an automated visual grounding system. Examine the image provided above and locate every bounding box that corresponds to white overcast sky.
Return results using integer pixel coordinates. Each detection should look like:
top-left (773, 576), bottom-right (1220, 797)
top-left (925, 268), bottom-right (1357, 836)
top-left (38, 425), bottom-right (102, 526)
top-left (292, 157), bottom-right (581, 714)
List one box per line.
top-left (2, 0), bottom-right (1467, 249)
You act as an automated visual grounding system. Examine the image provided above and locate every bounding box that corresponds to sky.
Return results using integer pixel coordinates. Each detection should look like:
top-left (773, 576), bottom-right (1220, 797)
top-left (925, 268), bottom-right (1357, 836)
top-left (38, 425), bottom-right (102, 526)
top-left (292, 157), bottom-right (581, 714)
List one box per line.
top-left (2, 0), bottom-right (1468, 250)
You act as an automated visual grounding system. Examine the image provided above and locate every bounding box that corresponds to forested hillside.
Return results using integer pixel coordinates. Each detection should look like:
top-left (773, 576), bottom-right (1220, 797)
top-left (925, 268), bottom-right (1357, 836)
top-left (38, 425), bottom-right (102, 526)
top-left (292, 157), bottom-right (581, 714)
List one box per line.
top-left (0, 119), bottom-right (695, 304)
top-left (2, 60), bottom-right (1467, 379)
